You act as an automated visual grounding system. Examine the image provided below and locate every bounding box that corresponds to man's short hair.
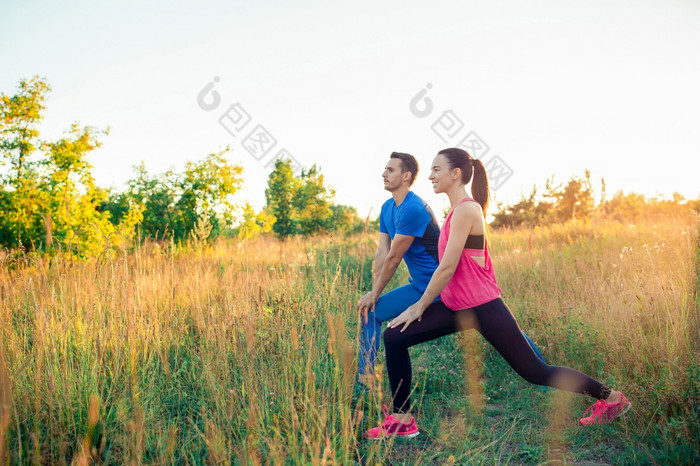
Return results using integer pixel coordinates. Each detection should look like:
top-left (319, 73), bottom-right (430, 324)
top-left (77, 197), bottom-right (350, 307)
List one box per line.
top-left (390, 152), bottom-right (419, 186)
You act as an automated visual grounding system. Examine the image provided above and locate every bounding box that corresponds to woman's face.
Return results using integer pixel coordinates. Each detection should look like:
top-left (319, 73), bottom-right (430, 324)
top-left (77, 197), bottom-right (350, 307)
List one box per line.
top-left (428, 154), bottom-right (457, 194)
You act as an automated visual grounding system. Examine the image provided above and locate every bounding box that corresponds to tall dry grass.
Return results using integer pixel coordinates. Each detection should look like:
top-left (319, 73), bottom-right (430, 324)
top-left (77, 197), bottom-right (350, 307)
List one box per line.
top-left (0, 235), bottom-right (376, 463)
top-left (492, 212), bottom-right (698, 396)
top-left (491, 209), bottom-right (699, 462)
top-left (0, 208), bottom-right (697, 463)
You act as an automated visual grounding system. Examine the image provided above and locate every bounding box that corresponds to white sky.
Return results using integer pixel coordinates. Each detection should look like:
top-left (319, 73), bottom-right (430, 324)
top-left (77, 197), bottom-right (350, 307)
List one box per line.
top-left (2, 0), bottom-right (699, 219)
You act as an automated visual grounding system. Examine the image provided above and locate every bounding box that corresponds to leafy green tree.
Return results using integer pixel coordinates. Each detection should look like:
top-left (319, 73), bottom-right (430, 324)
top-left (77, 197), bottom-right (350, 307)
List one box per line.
top-left (126, 164), bottom-right (179, 239)
top-left (0, 76), bottom-right (50, 246)
top-left (235, 202), bottom-right (275, 239)
top-left (104, 149), bottom-right (243, 242)
top-left (42, 124), bottom-right (142, 257)
top-left (265, 160), bottom-right (338, 238)
top-left (544, 170), bottom-right (594, 221)
top-left (0, 76), bottom-right (48, 184)
top-left (491, 186), bottom-right (553, 228)
top-left (175, 149), bottom-right (243, 239)
top-left (0, 77), bottom-right (141, 255)
top-left (265, 159), bottom-right (298, 238)
top-left (330, 204), bottom-right (364, 233)
top-left (600, 191), bottom-right (646, 222)
top-left (294, 165), bottom-right (334, 235)
top-left (492, 171), bottom-right (595, 228)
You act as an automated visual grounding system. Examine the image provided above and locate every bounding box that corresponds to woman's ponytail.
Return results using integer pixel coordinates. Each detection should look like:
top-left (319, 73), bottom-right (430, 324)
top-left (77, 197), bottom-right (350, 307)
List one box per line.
top-left (471, 158), bottom-right (489, 216)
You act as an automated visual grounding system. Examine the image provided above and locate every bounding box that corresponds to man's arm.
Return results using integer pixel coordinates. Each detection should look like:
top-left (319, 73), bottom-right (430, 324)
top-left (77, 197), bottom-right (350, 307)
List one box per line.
top-left (371, 233), bottom-right (414, 297)
top-left (358, 232), bottom-right (391, 316)
top-left (357, 233), bottom-right (414, 320)
top-left (372, 232), bottom-right (391, 280)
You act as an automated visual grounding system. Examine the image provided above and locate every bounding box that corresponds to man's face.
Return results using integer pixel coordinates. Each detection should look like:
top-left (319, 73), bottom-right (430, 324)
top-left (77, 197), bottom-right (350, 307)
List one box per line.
top-left (382, 158), bottom-right (408, 192)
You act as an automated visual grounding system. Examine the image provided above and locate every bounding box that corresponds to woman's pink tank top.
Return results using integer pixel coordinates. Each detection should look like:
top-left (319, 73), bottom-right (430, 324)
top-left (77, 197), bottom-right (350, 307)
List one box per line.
top-left (438, 198), bottom-right (502, 310)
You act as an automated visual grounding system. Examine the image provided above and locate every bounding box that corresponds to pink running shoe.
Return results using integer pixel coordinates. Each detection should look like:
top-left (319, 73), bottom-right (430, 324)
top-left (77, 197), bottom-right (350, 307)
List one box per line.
top-left (580, 393), bottom-right (631, 426)
top-left (363, 405), bottom-right (420, 439)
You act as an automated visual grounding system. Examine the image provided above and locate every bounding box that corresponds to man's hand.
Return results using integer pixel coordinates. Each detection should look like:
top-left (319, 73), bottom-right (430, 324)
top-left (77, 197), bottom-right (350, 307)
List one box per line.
top-left (357, 291), bottom-right (379, 324)
top-left (388, 302), bottom-right (426, 332)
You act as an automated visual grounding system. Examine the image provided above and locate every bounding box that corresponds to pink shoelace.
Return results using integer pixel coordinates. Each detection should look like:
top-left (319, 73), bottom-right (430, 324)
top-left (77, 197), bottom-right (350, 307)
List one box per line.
top-left (581, 399), bottom-right (607, 419)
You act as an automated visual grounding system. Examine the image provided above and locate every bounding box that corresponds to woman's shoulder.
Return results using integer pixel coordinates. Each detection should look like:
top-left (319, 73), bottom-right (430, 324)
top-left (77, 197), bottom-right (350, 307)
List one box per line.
top-left (453, 199), bottom-right (482, 218)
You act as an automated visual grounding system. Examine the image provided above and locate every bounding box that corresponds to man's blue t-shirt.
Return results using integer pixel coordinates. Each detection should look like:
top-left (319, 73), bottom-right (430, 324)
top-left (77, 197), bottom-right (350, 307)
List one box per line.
top-left (379, 191), bottom-right (440, 291)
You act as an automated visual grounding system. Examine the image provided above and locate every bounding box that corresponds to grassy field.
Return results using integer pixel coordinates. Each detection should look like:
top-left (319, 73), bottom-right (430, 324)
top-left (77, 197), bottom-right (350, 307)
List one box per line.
top-left (1, 209), bottom-right (698, 464)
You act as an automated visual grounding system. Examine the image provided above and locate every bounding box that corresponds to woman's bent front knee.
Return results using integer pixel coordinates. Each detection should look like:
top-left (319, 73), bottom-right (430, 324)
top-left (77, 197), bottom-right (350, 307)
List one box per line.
top-left (383, 326), bottom-right (406, 348)
top-left (516, 362), bottom-right (554, 386)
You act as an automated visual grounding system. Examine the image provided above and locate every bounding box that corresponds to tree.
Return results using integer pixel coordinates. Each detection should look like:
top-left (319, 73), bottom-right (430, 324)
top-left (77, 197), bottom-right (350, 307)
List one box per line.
top-left (600, 191), bottom-right (645, 222)
top-left (265, 160), bottom-right (338, 238)
top-left (491, 186), bottom-right (552, 228)
top-left (544, 170), bottom-right (594, 222)
top-left (103, 149), bottom-right (244, 242)
top-left (265, 159), bottom-right (298, 238)
top-left (176, 149), bottom-right (243, 239)
top-left (294, 165), bottom-right (334, 235)
top-left (126, 163), bottom-right (179, 239)
top-left (0, 76), bottom-right (49, 185)
top-left (330, 204), bottom-right (364, 233)
top-left (235, 202), bottom-right (274, 239)
top-left (0, 77), bottom-right (141, 255)
top-left (0, 76), bottom-right (50, 246)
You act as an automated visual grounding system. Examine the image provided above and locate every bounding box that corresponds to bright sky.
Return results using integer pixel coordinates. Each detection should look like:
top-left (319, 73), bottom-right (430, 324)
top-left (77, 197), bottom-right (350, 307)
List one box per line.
top-left (2, 0), bottom-right (699, 219)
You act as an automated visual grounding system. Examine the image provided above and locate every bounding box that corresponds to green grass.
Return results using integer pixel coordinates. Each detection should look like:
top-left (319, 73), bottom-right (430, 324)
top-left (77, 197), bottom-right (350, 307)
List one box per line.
top-left (0, 214), bottom-right (698, 464)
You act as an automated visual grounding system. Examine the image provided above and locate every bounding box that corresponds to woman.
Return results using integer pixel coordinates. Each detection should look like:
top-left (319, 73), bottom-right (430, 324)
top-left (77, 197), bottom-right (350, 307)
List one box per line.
top-left (363, 148), bottom-right (631, 439)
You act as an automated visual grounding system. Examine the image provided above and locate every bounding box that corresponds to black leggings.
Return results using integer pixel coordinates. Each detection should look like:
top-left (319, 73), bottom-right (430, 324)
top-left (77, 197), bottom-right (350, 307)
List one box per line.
top-left (383, 298), bottom-right (611, 413)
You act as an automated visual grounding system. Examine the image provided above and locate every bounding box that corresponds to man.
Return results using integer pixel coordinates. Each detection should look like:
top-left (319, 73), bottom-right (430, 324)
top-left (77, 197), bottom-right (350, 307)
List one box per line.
top-left (357, 152), bottom-right (441, 387)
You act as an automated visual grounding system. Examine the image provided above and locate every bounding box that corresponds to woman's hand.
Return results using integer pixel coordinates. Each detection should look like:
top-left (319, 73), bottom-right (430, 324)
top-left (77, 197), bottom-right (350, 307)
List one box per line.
top-left (388, 302), bottom-right (426, 332)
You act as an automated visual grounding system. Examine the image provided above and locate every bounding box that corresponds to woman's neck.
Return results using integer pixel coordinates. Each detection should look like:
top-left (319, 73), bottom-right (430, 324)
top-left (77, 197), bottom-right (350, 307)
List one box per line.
top-left (447, 186), bottom-right (469, 208)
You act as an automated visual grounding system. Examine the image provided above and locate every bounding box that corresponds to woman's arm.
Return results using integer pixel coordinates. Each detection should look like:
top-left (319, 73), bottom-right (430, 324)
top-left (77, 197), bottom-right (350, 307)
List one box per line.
top-left (389, 202), bottom-right (482, 331)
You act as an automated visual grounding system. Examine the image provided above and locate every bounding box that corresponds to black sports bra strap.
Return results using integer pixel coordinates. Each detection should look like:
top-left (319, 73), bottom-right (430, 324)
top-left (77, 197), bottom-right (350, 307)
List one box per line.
top-left (465, 234), bottom-right (484, 250)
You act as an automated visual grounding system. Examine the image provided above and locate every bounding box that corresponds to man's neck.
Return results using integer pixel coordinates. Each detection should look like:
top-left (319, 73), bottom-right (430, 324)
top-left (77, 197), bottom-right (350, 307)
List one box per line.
top-left (391, 186), bottom-right (410, 206)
